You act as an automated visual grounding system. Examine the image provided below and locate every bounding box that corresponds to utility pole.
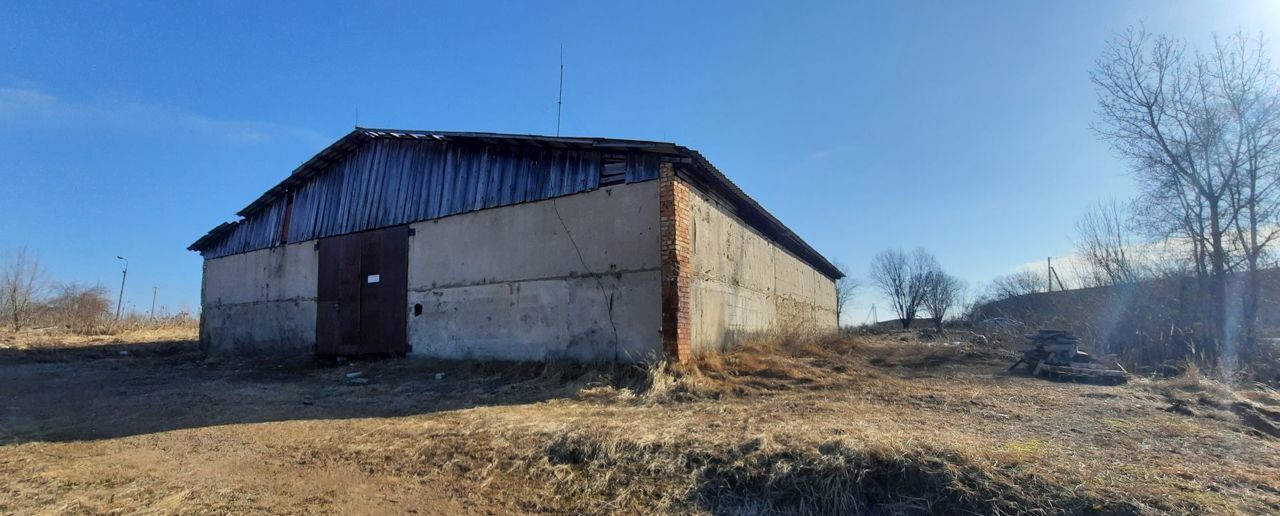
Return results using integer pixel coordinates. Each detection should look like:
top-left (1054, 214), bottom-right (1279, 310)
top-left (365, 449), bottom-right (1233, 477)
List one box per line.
top-left (1047, 257), bottom-right (1053, 293)
top-left (115, 256), bottom-right (128, 321)
top-left (150, 286), bottom-right (158, 320)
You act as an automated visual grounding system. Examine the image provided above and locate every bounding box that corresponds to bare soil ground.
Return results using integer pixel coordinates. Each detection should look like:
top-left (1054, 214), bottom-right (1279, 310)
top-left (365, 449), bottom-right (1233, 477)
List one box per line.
top-left (1, 328), bottom-right (1278, 515)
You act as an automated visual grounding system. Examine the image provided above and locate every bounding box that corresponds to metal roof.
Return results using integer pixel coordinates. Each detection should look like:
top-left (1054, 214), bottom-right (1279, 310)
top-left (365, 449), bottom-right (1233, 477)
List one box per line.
top-left (192, 127), bottom-right (842, 279)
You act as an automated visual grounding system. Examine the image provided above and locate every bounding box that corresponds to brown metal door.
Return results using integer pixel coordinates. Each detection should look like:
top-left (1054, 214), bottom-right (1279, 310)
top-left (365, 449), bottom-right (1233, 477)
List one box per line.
top-left (316, 226), bottom-right (409, 356)
top-left (317, 232), bottom-right (361, 355)
top-left (359, 225), bottom-right (408, 354)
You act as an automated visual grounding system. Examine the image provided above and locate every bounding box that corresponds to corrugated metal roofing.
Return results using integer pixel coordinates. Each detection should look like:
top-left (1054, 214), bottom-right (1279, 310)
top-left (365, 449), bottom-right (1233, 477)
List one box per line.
top-left (190, 128), bottom-right (842, 279)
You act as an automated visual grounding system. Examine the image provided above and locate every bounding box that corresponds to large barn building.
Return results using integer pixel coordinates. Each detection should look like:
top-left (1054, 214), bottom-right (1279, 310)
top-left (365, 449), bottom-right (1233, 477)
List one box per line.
top-left (190, 128), bottom-right (841, 363)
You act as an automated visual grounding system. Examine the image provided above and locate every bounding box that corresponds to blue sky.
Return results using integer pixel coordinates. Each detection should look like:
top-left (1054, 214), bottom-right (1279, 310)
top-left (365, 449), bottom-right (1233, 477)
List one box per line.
top-left (2, 1), bottom-right (1277, 319)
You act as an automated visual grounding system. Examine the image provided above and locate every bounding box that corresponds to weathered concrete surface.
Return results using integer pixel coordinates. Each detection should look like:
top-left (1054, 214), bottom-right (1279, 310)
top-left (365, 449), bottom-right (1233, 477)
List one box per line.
top-left (200, 241), bottom-right (318, 354)
top-left (684, 187), bottom-right (837, 352)
top-left (407, 182), bottom-right (662, 362)
top-left (197, 175), bottom-right (835, 362)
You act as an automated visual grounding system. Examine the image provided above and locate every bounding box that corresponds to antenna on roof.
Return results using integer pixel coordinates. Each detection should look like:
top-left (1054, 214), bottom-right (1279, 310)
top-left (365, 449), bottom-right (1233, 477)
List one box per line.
top-left (556, 46), bottom-right (564, 137)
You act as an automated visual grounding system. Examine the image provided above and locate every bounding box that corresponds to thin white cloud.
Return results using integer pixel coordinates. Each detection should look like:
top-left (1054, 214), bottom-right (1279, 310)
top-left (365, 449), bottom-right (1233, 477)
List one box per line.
top-left (0, 87), bottom-right (59, 114)
top-left (785, 146), bottom-right (851, 175)
top-left (1011, 236), bottom-right (1218, 288)
top-left (0, 86), bottom-right (327, 146)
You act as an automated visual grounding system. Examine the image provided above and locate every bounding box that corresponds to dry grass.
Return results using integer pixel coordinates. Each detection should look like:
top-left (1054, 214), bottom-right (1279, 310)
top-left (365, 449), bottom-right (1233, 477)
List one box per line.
top-left (387, 428), bottom-right (1090, 514)
top-left (1, 329), bottom-right (1278, 514)
top-left (0, 323), bottom-right (196, 349)
top-left (1137, 363), bottom-right (1280, 439)
top-left (466, 332), bottom-right (1280, 513)
top-left (0, 323), bottom-right (198, 362)
top-left (586, 330), bottom-right (1018, 402)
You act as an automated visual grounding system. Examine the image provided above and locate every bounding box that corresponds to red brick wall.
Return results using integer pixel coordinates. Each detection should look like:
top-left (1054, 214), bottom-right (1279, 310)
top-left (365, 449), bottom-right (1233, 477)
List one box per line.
top-left (659, 163), bottom-right (693, 362)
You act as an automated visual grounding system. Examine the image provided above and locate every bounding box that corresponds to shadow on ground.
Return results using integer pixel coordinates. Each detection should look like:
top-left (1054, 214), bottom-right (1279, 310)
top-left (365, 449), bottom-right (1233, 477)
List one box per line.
top-left (0, 341), bottom-right (584, 444)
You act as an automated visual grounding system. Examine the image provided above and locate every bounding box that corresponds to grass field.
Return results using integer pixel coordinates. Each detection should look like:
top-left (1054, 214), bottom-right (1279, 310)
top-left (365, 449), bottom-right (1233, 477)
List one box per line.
top-left (1, 327), bottom-right (1278, 514)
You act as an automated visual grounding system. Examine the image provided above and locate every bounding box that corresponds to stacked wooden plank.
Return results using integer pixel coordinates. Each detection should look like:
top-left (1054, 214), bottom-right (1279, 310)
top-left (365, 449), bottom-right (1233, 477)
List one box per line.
top-left (1010, 329), bottom-right (1128, 384)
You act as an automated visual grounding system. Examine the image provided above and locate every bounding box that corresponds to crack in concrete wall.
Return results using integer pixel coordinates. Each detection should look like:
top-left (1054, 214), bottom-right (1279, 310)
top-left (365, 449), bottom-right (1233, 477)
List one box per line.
top-left (406, 181), bottom-right (662, 362)
top-left (408, 267), bottom-right (661, 293)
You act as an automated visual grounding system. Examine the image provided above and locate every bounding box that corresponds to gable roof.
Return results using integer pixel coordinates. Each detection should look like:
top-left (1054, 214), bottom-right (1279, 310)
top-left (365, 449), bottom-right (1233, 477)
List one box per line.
top-left (192, 127), bottom-right (842, 279)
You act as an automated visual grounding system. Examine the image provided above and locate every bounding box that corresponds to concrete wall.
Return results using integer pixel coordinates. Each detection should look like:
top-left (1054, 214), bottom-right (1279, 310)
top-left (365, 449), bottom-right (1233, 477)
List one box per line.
top-left (197, 175), bottom-right (833, 361)
top-left (200, 241), bottom-right (318, 354)
top-left (407, 181), bottom-right (662, 362)
top-left (684, 185), bottom-right (837, 352)
top-left (976, 270), bottom-right (1280, 367)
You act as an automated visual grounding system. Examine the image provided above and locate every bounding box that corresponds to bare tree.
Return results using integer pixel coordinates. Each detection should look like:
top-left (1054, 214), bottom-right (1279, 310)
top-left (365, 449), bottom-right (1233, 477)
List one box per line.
top-left (832, 260), bottom-right (859, 327)
top-left (1, 246), bottom-right (49, 331)
top-left (1093, 28), bottom-right (1280, 366)
top-left (1215, 33), bottom-right (1280, 360)
top-left (869, 248), bottom-right (934, 329)
top-left (1073, 200), bottom-right (1143, 287)
top-left (45, 282), bottom-right (112, 333)
top-left (922, 270), bottom-right (964, 331)
top-left (1094, 27), bottom-right (1230, 363)
top-left (986, 270), bottom-right (1045, 301)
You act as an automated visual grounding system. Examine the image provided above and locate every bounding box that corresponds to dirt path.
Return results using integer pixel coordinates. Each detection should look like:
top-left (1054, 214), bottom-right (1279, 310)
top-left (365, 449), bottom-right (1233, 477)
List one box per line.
top-left (1, 338), bottom-right (1278, 514)
top-left (0, 344), bottom-right (566, 514)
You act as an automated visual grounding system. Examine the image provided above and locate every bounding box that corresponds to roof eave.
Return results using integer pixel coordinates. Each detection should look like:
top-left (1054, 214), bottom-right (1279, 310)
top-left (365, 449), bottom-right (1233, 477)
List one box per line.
top-left (235, 128), bottom-right (372, 217)
top-left (675, 146), bottom-right (844, 280)
top-left (193, 128), bottom-right (844, 281)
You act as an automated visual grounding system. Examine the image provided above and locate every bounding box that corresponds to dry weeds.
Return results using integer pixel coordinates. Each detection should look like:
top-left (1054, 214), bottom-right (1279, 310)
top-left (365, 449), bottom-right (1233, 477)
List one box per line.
top-left (0, 323), bottom-right (197, 363)
top-left (0, 323), bottom-right (196, 349)
top-left (1, 329), bottom-right (1277, 514)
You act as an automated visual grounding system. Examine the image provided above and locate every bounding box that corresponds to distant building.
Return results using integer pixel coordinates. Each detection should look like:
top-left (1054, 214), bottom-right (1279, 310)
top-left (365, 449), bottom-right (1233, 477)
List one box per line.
top-left (190, 128), bottom-right (841, 362)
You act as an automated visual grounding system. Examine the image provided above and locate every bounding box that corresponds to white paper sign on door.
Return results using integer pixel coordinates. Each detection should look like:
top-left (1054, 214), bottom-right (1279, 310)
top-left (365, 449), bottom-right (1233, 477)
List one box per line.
top-left (367, 274), bottom-right (381, 284)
